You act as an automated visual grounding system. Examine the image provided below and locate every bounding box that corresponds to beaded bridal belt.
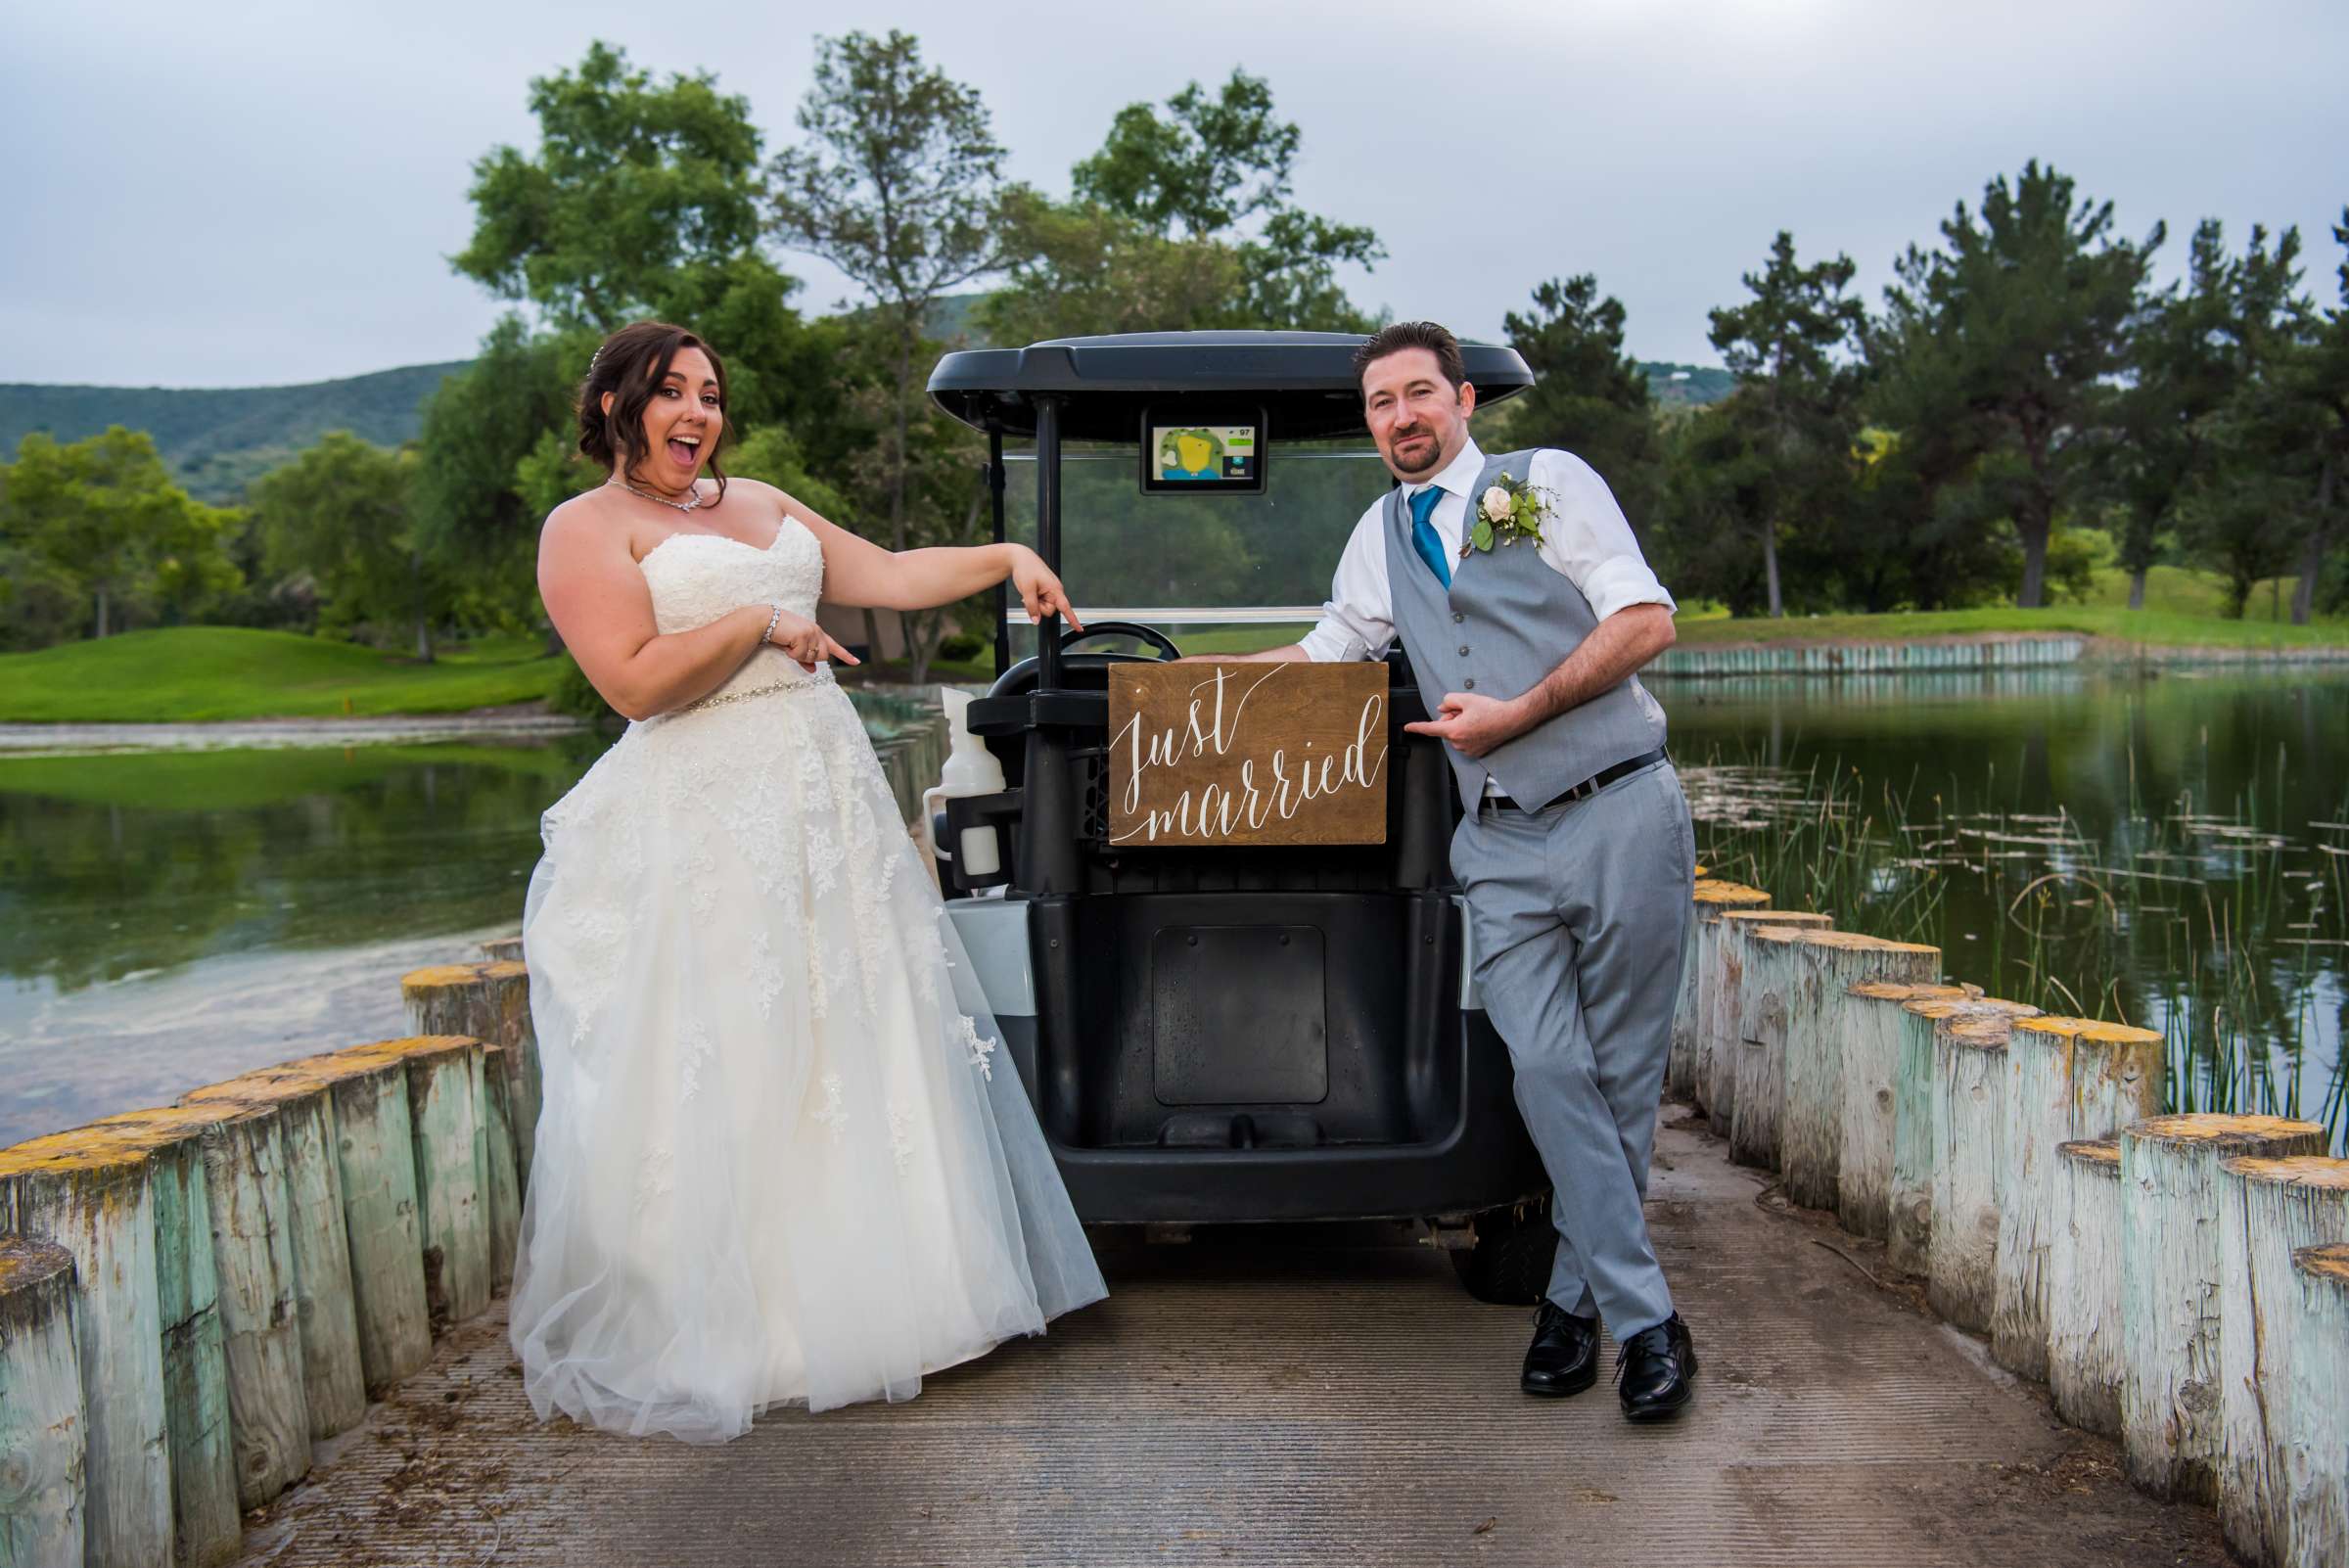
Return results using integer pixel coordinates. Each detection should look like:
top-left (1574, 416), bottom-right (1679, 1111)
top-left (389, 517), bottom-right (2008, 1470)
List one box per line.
top-left (677, 664), bottom-right (838, 715)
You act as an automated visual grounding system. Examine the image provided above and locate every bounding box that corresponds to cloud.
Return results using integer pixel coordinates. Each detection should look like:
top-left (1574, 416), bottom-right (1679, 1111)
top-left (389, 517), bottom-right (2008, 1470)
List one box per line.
top-left (3, 0), bottom-right (2342, 386)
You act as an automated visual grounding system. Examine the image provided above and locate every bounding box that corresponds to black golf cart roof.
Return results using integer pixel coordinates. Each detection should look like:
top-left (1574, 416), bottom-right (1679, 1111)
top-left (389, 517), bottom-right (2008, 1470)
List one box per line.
top-left (927, 330), bottom-right (1536, 441)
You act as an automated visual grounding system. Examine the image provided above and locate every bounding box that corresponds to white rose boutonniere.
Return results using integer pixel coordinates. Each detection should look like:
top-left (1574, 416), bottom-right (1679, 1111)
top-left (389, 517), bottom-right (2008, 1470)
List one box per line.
top-left (1462, 471), bottom-right (1553, 559)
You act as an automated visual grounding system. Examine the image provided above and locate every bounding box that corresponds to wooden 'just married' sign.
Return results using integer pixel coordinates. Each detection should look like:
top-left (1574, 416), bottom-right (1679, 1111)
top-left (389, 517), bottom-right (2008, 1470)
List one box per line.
top-left (1108, 662), bottom-right (1390, 847)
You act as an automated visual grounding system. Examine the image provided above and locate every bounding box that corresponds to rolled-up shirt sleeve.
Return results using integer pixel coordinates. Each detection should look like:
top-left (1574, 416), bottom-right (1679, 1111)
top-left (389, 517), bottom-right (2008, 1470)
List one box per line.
top-left (1531, 449), bottom-right (1676, 622)
top-left (1296, 506), bottom-right (1396, 663)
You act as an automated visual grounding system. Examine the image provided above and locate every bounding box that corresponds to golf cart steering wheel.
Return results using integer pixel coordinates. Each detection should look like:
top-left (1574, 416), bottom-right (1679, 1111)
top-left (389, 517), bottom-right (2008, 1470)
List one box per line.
top-left (1059, 621), bottom-right (1182, 661)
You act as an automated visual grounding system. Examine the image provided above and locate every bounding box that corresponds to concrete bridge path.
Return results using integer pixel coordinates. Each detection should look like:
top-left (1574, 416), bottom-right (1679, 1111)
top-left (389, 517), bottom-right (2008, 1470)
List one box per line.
top-left (232, 1116), bottom-right (2224, 1567)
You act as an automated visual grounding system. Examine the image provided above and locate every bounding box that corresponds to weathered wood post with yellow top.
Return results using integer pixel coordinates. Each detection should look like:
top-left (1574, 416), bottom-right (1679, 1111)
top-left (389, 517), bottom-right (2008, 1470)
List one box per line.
top-left (102, 1102), bottom-right (312, 1512)
top-left (0, 1235), bottom-right (85, 1567)
top-left (2214, 1156), bottom-right (2349, 1566)
top-left (403, 961), bottom-right (540, 1188)
top-left (1684, 883), bottom-right (1771, 1122)
top-left (1834, 980), bottom-right (1976, 1238)
top-left (0, 1134), bottom-right (172, 1568)
top-left (79, 1108), bottom-right (244, 1567)
top-left (1924, 1010), bottom-right (2018, 1330)
top-left (179, 1063), bottom-right (367, 1440)
top-left (2287, 1243), bottom-right (2349, 1568)
top-left (1667, 882), bottom-right (1711, 1096)
top-left (282, 1048), bottom-right (435, 1390)
top-left (1775, 931), bottom-right (1941, 1214)
top-left (1711, 909), bottom-right (1834, 1148)
top-left (2046, 1137), bottom-right (2126, 1437)
top-left (2118, 1114), bottom-right (2325, 1503)
top-left (343, 1037), bottom-right (492, 1330)
top-left (1887, 996), bottom-right (2040, 1280)
top-left (1991, 1017), bottom-right (2164, 1382)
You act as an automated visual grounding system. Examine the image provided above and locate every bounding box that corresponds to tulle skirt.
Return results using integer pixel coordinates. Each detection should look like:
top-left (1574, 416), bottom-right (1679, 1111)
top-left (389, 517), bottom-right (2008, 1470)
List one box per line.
top-left (510, 671), bottom-right (1104, 1443)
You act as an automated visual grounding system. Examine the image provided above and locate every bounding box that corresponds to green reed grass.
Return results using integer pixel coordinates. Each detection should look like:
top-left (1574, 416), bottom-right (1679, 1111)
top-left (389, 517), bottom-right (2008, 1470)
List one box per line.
top-left (1689, 741), bottom-right (2347, 1154)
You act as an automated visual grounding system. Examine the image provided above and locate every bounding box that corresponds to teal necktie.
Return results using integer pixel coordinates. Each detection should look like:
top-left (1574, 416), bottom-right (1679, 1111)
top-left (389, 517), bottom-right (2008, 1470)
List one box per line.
top-left (1408, 485), bottom-right (1451, 588)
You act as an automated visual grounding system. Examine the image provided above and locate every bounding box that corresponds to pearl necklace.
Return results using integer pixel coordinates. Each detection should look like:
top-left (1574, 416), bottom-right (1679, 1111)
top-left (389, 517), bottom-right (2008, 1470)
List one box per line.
top-left (606, 478), bottom-right (706, 514)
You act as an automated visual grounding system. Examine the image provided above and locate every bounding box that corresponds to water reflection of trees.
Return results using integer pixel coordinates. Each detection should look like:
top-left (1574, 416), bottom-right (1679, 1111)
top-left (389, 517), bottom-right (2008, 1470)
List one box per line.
top-left (0, 739), bottom-right (606, 992)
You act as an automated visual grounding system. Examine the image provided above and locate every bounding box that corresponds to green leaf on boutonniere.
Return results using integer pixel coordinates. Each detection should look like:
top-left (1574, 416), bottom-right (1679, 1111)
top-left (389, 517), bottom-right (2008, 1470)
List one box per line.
top-left (1470, 518), bottom-right (1495, 552)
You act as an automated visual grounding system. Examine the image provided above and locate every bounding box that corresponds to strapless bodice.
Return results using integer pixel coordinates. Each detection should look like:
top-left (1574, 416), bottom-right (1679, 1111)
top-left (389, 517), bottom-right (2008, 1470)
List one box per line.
top-left (637, 518), bottom-right (831, 704)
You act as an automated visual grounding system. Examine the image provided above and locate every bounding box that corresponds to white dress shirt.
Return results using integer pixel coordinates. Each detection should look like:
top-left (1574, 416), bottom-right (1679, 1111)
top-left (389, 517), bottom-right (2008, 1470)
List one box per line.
top-left (1296, 438), bottom-right (1675, 667)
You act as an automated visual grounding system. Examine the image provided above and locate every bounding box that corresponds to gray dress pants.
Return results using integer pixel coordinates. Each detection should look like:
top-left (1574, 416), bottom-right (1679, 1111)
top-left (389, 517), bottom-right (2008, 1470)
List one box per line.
top-left (1451, 758), bottom-right (1696, 1338)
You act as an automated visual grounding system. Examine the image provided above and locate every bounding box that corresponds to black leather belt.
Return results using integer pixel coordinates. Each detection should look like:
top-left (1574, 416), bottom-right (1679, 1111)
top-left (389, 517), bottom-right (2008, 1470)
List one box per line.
top-left (1482, 747), bottom-right (1669, 813)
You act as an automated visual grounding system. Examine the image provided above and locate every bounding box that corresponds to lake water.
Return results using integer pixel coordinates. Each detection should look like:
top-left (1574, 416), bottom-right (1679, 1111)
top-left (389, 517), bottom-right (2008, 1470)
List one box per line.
top-left (3, 668), bottom-right (2342, 1151)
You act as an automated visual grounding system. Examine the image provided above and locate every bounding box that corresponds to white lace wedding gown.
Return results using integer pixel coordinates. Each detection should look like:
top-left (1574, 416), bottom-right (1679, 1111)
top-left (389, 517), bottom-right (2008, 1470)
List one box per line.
top-left (510, 518), bottom-right (1105, 1443)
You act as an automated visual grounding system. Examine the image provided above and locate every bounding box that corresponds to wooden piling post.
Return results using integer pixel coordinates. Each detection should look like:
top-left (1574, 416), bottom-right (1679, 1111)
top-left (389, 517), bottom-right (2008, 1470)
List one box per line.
top-left (2118, 1115), bottom-right (2325, 1503)
top-left (404, 961), bottom-right (539, 1187)
top-left (1729, 926), bottom-right (1801, 1171)
top-left (1776, 932), bottom-right (1941, 1214)
top-left (180, 1065), bottom-right (366, 1440)
top-left (1836, 981), bottom-right (1976, 1239)
top-left (0, 1136), bottom-right (171, 1568)
top-left (1888, 996), bottom-right (2040, 1279)
top-left (287, 1050), bottom-right (434, 1391)
top-left (2216, 1157), bottom-right (2349, 1566)
top-left (479, 936), bottom-right (524, 962)
top-left (1991, 1017), bottom-right (2165, 1384)
top-left (345, 1038), bottom-right (492, 1330)
top-left (2286, 1244), bottom-right (2349, 1568)
top-left (0, 1237), bottom-right (85, 1568)
top-left (81, 1110), bottom-right (244, 1567)
top-left (2047, 1138), bottom-right (2126, 1437)
top-left (115, 1104), bottom-right (310, 1512)
top-left (478, 1039), bottom-right (524, 1296)
top-left (1925, 1013), bottom-right (2020, 1331)
top-left (1668, 882), bottom-right (1717, 1101)
top-left (1710, 910), bottom-right (1834, 1142)
top-left (1686, 884), bottom-right (1771, 1121)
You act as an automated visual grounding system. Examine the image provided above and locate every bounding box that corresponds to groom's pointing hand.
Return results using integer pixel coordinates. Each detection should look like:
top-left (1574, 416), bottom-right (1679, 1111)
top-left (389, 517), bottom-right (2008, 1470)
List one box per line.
top-left (1404, 691), bottom-right (1526, 760)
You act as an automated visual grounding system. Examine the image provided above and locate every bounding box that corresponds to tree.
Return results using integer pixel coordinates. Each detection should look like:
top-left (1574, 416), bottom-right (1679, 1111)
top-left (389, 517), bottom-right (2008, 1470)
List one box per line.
top-left (978, 190), bottom-right (1247, 344)
top-left (411, 319), bottom-right (584, 639)
top-left (985, 70), bottom-right (1382, 340)
top-left (767, 29), bottom-right (1007, 666)
top-left (0, 428), bottom-right (240, 643)
top-left (1704, 232), bottom-right (1868, 617)
top-left (1497, 276), bottom-right (1659, 522)
top-left (2111, 221), bottom-right (2304, 610)
top-left (2271, 209), bottom-right (2349, 625)
top-left (453, 41), bottom-right (773, 334)
top-left (1872, 162), bottom-right (2160, 608)
top-left (248, 433), bottom-right (454, 659)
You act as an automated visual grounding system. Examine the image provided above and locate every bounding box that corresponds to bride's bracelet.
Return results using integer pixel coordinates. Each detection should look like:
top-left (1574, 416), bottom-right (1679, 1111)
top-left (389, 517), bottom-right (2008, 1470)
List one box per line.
top-left (760, 603), bottom-right (784, 645)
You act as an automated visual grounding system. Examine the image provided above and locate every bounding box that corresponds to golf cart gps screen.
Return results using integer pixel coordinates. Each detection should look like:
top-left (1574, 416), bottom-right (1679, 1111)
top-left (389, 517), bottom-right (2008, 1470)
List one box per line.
top-left (1140, 410), bottom-right (1265, 493)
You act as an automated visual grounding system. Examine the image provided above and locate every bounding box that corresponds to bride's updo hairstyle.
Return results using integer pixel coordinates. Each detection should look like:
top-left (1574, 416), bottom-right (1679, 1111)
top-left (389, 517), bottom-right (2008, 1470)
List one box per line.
top-left (578, 321), bottom-right (732, 501)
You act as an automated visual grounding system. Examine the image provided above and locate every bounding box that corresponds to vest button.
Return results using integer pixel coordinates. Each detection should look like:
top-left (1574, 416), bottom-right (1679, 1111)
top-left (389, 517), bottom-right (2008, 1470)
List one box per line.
top-left (1462, 678), bottom-right (1476, 690)
top-left (1457, 646), bottom-right (1469, 656)
top-left (1451, 612), bottom-right (1463, 623)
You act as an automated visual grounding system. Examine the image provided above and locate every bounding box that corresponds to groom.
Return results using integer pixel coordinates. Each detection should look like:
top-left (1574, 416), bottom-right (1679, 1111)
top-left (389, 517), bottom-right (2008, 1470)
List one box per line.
top-left (1224, 322), bottom-right (1699, 1420)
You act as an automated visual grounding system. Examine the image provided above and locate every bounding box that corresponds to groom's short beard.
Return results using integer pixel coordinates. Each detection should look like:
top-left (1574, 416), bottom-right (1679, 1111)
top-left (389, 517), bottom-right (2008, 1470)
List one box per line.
top-left (1389, 428), bottom-right (1442, 478)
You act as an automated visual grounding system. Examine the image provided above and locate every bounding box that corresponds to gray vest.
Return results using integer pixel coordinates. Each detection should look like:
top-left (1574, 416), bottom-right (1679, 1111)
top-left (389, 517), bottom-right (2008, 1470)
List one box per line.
top-left (1385, 448), bottom-right (1669, 809)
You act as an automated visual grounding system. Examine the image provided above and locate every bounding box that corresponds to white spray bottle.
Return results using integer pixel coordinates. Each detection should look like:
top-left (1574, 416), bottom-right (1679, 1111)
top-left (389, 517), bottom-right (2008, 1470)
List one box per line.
top-left (924, 687), bottom-right (1007, 882)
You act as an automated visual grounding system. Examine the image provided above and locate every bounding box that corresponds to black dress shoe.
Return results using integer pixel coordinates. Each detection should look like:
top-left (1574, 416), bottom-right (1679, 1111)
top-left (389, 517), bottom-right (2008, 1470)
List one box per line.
top-left (1520, 1301), bottom-right (1601, 1398)
top-left (1616, 1314), bottom-right (1697, 1422)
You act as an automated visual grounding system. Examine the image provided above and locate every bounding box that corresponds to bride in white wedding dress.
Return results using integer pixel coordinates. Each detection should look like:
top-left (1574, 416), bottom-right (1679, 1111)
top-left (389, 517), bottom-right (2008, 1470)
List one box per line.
top-left (510, 321), bottom-right (1105, 1443)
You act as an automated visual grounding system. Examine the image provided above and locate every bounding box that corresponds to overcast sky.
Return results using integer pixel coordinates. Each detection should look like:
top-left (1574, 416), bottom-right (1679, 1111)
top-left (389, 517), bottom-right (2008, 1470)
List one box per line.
top-left (4, 0), bottom-right (2343, 390)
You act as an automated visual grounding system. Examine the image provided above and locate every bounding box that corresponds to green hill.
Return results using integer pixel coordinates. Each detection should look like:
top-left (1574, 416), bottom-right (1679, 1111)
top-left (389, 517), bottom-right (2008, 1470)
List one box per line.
top-left (0, 361), bottom-right (467, 502)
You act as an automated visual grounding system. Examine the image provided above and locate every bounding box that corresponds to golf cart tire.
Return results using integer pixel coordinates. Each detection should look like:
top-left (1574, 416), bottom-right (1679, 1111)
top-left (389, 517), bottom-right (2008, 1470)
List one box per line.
top-left (1449, 1198), bottom-right (1558, 1305)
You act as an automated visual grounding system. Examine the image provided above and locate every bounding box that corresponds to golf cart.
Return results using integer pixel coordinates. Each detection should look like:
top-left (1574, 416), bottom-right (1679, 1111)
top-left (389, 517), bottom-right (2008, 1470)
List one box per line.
top-left (924, 331), bottom-right (1555, 1302)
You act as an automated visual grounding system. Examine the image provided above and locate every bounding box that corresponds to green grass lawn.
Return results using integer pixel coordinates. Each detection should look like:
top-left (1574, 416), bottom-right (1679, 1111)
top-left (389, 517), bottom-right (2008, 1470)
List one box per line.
top-left (0, 626), bottom-right (567, 722)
